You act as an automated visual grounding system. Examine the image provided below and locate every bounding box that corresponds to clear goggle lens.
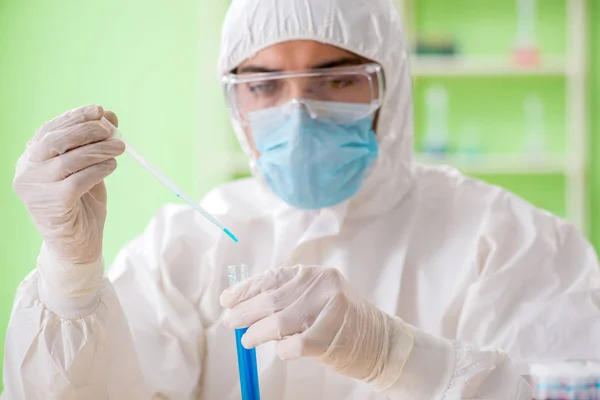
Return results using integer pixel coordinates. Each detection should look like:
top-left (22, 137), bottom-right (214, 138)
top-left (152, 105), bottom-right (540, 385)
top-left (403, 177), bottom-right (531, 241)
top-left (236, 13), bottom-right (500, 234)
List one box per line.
top-left (222, 63), bottom-right (384, 125)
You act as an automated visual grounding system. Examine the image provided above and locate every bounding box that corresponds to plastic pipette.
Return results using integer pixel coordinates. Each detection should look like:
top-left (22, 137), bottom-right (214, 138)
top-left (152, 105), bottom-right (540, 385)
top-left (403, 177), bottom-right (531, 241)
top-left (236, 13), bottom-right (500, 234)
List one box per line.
top-left (105, 119), bottom-right (239, 243)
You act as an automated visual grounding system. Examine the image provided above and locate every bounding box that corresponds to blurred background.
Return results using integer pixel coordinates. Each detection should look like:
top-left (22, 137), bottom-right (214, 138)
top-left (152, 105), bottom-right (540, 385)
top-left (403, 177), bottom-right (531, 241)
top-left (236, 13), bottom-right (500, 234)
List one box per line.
top-left (0, 0), bottom-right (598, 391)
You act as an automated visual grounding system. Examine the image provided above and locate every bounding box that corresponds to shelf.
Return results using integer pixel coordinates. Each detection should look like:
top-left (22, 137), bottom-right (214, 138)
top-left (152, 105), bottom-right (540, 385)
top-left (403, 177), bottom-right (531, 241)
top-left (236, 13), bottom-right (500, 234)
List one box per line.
top-left (416, 153), bottom-right (567, 175)
top-left (411, 55), bottom-right (569, 77)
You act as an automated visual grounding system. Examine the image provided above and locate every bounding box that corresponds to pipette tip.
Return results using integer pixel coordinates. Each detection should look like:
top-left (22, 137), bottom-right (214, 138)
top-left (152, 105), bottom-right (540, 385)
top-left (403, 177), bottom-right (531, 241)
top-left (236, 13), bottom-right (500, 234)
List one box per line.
top-left (224, 228), bottom-right (239, 243)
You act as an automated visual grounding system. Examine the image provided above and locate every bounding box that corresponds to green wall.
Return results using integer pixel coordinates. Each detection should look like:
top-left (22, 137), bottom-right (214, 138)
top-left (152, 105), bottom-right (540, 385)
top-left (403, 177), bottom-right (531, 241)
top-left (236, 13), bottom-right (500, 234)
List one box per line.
top-left (0, 0), bottom-right (233, 389)
top-left (0, 0), bottom-right (598, 392)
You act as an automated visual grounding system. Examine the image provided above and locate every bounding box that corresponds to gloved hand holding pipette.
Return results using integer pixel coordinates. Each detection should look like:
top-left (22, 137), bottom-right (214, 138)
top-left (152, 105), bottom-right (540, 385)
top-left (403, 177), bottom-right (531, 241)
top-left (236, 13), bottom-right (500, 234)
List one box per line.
top-left (13, 106), bottom-right (123, 268)
top-left (13, 106), bottom-right (125, 300)
top-left (12, 104), bottom-right (237, 304)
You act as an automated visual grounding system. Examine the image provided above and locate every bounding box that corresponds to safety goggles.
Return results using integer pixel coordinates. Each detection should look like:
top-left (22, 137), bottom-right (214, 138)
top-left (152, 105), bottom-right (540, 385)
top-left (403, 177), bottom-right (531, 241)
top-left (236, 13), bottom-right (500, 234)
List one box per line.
top-left (222, 63), bottom-right (384, 126)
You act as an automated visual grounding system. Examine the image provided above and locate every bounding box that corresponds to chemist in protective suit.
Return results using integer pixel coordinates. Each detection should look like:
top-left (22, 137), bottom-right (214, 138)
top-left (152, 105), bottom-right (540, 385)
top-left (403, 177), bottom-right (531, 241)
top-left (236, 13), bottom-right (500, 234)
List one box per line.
top-left (5, 0), bottom-right (600, 398)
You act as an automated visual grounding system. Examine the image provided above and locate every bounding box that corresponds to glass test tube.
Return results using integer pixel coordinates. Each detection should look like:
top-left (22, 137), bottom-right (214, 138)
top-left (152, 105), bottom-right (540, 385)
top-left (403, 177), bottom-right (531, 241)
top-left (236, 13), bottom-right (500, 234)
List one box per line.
top-left (228, 264), bottom-right (261, 400)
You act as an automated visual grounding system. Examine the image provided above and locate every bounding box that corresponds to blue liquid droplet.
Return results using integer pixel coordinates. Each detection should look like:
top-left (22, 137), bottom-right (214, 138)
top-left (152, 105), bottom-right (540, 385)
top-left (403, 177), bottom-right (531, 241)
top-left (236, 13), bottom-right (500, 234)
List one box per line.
top-left (224, 228), bottom-right (239, 243)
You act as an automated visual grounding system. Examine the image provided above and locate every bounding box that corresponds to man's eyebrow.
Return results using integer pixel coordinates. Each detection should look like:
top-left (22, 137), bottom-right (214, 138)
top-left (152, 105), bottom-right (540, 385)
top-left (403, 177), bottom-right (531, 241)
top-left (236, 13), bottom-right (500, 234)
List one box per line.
top-left (310, 57), bottom-right (363, 69)
top-left (235, 57), bottom-right (364, 74)
top-left (236, 65), bottom-right (279, 74)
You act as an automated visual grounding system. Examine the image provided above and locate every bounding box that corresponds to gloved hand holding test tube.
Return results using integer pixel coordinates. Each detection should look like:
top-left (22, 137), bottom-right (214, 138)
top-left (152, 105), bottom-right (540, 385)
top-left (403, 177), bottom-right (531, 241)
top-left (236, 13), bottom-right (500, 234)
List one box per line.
top-left (102, 117), bottom-right (239, 243)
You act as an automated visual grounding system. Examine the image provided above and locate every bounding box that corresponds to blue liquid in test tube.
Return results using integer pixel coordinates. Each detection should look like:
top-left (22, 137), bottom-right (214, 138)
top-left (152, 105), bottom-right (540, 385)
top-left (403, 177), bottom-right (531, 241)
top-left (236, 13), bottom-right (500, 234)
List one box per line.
top-left (235, 327), bottom-right (260, 400)
top-left (228, 265), bottom-right (261, 400)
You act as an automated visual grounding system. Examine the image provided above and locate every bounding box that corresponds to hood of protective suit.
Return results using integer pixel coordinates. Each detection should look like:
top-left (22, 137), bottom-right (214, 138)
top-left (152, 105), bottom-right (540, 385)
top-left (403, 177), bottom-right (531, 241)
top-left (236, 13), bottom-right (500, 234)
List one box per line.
top-left (219, 0), bottom-right (414, 219)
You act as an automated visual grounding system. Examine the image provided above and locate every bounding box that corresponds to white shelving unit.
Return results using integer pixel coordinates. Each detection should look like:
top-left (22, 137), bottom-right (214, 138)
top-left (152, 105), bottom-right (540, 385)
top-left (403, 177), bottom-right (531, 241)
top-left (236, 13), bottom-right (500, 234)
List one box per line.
top-left (398, 0), bottom-right (589, 233)
top-left (227, 152), bottom-right (568, 177)
top-left (416, 153), bottom-right (568, 175)
top-left (411, 55), bottom-right (570, 77)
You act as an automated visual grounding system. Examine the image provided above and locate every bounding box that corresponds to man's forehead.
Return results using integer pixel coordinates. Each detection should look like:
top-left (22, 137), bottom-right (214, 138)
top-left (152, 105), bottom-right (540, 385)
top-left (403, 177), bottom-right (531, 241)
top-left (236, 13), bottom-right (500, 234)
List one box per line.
top-left (236, 40), bottom-right (365, 73)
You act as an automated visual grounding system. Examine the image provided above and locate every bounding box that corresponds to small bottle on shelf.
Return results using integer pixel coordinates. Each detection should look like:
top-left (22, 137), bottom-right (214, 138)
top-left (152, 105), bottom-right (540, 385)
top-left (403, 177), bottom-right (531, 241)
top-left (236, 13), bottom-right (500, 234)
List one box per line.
top-left (522, 93), bottom-right (547, 159)
top-left (513, 0), bottom-right (541, 66)
top-left (422, 85), bottom-right (451, 158)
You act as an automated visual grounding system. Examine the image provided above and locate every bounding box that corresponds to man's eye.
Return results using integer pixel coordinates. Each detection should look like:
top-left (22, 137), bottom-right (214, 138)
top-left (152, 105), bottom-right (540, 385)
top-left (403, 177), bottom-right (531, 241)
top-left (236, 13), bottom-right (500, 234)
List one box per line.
top-left (249, 82), bottom-right (277, 94)
top-left (328, 78), bottom-right (355, 88)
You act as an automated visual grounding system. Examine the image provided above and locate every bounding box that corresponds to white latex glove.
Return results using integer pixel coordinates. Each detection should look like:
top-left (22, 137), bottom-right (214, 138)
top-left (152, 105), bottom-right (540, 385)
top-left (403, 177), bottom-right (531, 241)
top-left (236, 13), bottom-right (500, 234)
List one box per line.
top-left (13, 105), bottom-right (124, 268)
top-left (220, 265), bottom-right (415, 389)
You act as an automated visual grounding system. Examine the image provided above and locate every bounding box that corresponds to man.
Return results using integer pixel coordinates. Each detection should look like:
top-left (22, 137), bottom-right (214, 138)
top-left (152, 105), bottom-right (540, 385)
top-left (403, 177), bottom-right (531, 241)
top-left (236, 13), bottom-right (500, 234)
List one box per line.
top-left (4, 0), bottom-right (600, 398)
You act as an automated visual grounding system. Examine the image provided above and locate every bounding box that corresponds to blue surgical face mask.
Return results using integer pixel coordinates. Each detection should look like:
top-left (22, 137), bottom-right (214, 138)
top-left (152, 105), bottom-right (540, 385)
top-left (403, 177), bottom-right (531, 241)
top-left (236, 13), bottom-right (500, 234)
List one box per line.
top-left (248, 100), bottom-right (379, 209)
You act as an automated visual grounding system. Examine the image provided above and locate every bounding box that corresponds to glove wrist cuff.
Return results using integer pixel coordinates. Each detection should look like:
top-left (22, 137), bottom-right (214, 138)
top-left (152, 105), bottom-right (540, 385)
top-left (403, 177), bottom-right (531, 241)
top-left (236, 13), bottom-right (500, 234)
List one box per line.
top-left (368, 315), bottom-right (414, 390)
top-left (318, 300), bottom-right (414, 386)
top-left (38, 272), bottom-right (101, 319)
top-left (375, 323), bottom-right (455, 398)
top-left (37, 241), bottom-right (105, 299)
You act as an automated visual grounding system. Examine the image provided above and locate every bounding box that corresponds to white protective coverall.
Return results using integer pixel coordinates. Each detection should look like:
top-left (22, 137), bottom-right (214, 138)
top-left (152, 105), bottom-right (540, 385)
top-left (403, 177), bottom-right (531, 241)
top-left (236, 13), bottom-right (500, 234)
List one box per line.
top-left (3, 0), bottom-right (600, 399)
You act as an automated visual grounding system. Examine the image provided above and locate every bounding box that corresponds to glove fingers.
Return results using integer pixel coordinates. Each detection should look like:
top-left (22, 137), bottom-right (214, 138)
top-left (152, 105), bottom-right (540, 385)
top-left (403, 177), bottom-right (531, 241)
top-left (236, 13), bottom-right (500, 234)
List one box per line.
top-left (59, 158), bottom-right (117, 206)
top-left (49, 139), bottom-right (125, 181)
top-left (275, 315), bottom-right (344, 360)
top-left (103, 110), bottom-right (119, 128)
top-left (276, 292), bottom-right (350, 360)
top-left (29, 120), bottom-right (115, 163)
top-left (220, 265), bottom-right (300, 308)
top-left (277, 329), bottom-right (335, 360)
top-left (35, 105), bottom-right (104, 139)
top-left (223, 281), bottom-right (302, 329)
top-left (276, 334), bottom-right (306, 360)
top-left (239, 298), bottom-right (317, 349)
